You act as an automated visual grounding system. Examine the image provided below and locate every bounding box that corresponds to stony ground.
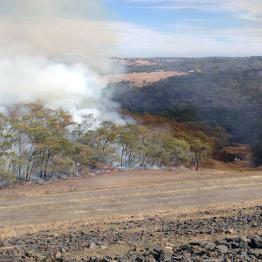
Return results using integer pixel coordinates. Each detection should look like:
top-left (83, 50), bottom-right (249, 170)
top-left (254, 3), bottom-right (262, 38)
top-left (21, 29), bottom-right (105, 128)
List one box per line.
top-left (0, 206), bottom-right (261, 262)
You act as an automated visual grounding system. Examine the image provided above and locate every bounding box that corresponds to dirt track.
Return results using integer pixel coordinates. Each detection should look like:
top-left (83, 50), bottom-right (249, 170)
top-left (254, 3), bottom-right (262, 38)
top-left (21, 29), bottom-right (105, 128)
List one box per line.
top-left (0, 169), bottom-right (261, 227)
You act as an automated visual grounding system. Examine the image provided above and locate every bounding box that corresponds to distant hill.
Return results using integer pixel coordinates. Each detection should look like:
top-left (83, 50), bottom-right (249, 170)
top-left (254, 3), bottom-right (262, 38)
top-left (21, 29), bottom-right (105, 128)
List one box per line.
top-left (111, 57), bottom-right (262, 145)
top-left (121, 56), bottom-right (262, 74)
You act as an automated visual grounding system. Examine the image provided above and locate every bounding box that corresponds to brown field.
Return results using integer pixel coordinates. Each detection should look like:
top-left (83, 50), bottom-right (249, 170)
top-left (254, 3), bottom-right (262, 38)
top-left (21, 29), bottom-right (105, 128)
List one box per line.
top-left (0, 167), bottom-right (261, 237)
top-left (108, 71), bottom-right (187, 86)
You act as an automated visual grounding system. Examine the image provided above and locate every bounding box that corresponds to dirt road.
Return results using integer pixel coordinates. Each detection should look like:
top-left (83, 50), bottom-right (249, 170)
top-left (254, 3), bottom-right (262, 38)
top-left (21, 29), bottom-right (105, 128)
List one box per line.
top-left (0, 169), bottom-right (262, 227)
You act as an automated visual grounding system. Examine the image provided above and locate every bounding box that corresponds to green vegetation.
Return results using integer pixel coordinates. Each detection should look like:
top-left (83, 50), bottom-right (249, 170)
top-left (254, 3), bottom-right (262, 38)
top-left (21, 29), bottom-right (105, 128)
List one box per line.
top-left (0, 104), bottom-right (219, 185)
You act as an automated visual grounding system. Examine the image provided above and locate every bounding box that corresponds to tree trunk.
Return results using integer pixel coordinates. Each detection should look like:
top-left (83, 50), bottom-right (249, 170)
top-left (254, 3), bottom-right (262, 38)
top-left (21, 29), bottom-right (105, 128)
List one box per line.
top-left (195, 153), bottom-right (199, 171)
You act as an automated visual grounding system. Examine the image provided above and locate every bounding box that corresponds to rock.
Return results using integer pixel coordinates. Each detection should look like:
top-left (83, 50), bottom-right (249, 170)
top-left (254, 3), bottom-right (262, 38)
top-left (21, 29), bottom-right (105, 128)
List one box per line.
top-left (88, 257), bottom-right (100, 262)
top-left (250, 236), bottom-right (262, 249)
top-left (60, 247), bottom-right (67, 253)
top-left (249, 249), bottom-right (262, 259)
top-left (101, 257), bottom-right (112, 262)
top-left (229, 241), bottom-right (239, 249)
top-left (35, 253), bottom-right (47, 260)
top-left (239, 236), bottom-right (248, 243)
top-left (134, 256), bottom-right (143, 262)
top-left (151, 247), bottom-right (165, 261)
top-left (190, 241), bottom-right (201, 246)
top-left (202, 259), bottom-right (219, 262)
top-left (114, 256), bottom-right (123, 262)
top-left (239, 251), bottom-right (249, 260)
top-left (88, 242), bottom-right (98, 249)
top-left (55, 252), bottom-right (62, 258)
top-left (25, 250), bottom-right (33, 257)
top-left (180, 244), bottom-right (192, 251)
top-left (171, 254), bottom-right (183, 261)
top-left (56, 258), bottom-right (64, 262)
top-left (0, 206), bottom-right (261, 262)
top-left (225, 228), bottom-right (235, 234)
top-left (131, 245), bottom-right (137, 251)
top-left (216, 245), bottom-right (228, 254)
top-left (202, 242), bottom-right (216, 251)
top-left (80, 231), bottom-right (85, 236)
top-left (100, 244), bottom-right (107, 250)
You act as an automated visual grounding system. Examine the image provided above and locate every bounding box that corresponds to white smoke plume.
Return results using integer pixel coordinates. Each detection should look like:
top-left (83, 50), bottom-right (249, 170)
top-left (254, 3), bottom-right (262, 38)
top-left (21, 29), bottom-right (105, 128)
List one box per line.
top-left (0, 57), bottom-right (123, 123)
top-left (0, 0), bottom-right (124, 123)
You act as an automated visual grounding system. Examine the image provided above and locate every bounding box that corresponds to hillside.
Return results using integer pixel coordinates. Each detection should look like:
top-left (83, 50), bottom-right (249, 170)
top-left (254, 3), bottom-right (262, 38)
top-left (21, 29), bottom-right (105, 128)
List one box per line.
top-left (120, 57), bottom-right (262, 74)
top-left (111, 58), bottom-right (262, 147)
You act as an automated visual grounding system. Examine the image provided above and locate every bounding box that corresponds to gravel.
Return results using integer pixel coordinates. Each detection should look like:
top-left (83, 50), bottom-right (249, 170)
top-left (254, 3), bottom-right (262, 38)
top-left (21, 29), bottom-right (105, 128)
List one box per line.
top-left (0, 206), bottom-right (261, 262)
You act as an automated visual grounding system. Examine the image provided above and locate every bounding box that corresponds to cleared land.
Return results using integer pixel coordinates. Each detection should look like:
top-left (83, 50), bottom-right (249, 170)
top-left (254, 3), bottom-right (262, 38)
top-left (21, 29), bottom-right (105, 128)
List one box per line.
top-left (107, 71), bottom-right (187, 86)
top-left (0, 168), bottom-right (262, 261)
top-left (0, 168), bottom-right (261, 228)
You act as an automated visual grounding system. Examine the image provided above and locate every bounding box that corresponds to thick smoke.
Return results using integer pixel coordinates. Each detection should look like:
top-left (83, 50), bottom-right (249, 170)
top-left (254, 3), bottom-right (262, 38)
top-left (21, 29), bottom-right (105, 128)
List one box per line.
top-left (0, 0), bottom-right (123, 123)
top-left (0, 57), bottom-right (122, 123)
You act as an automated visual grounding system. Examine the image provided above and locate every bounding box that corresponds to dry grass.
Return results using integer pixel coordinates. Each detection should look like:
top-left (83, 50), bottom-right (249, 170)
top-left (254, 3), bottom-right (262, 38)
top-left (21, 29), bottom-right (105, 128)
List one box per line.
top-left (107, 71), bottom-right (187, 86)
top-left (0, 199), bottom-right (261, 240)
top-left (0, 167), bottom-right (261, 241)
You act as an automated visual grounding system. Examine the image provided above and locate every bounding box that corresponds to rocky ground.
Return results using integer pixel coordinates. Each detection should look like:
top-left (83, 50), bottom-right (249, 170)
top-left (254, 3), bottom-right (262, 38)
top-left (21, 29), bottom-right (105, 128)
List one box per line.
top-left (0, 206), bottom-right (261, 262)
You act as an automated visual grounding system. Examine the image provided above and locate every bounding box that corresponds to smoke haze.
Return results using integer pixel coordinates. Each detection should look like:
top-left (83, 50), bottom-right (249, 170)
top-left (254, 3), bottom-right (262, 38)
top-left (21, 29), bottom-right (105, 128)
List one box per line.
top-left (0, 0), bottom-right (123, 122)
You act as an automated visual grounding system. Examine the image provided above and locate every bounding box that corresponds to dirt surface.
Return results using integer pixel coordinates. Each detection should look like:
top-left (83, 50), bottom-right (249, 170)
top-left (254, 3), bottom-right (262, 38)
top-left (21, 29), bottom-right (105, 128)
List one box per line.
top-left (0, 168), bottom-right (261, 228)
top-left (0, 168), bottom-right (262, 261)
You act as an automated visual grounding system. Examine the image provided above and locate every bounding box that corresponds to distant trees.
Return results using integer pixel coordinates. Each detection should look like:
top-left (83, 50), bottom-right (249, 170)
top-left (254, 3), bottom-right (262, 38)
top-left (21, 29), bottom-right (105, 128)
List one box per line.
top-left (190, 139), bottom-right (212, 171)
top-left (252, 141), bottom-right (262, 166)
top-left (252, 132), bottom-right (262, 167)
top-left (0, 103), bottom-right (218, 185)
top-left (251, 121), bottom-right (262, 167)
top-left (113, 65), bottom-right (262, 145)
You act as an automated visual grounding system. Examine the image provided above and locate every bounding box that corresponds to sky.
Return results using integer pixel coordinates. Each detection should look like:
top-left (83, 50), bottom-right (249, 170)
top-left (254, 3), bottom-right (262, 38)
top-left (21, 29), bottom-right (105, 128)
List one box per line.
top-left (0, 0), bottom-right (262, 58)
top-left (103, 0), bottom-right (262, 57)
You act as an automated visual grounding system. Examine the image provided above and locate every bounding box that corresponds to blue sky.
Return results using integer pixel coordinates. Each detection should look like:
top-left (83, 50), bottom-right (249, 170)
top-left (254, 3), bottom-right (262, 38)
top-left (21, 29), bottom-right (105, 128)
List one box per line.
top-left (105, 1), bottom-right (240, 30)
top-left (101, 0), bottom-right (262, 57)
top-left (0, 0), bottom-right (261, 58)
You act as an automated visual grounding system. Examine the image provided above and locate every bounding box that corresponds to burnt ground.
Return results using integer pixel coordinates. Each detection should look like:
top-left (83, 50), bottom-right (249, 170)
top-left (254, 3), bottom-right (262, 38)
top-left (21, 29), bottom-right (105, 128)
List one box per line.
top-left (0, 169), bottom-right (261, 261)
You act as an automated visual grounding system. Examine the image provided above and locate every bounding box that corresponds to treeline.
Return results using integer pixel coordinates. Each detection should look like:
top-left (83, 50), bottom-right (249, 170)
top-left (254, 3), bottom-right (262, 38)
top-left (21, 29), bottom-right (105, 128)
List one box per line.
top-left (113, 58), bottom-right (262, 166)
top-left (112, 68), bottom-right (262, 145)
top-left (125, 57), bottom-right (262, 74)
top-left (0, 104), bottom-right (221, 185)
top-left (252, 124), bottom-right (262, 166)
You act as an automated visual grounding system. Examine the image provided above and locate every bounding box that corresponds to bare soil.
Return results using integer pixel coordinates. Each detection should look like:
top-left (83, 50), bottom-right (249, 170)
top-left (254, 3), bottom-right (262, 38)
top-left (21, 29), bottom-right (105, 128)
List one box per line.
top-left (0, 168), bottom-right (261, 229)
top-left (0, 168), bottom-right (261, 261)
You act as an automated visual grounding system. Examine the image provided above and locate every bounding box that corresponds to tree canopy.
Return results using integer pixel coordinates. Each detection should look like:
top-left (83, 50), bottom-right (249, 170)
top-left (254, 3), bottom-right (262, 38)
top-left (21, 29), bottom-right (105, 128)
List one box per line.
top-left (0, 104), bottom-right (223, 185)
